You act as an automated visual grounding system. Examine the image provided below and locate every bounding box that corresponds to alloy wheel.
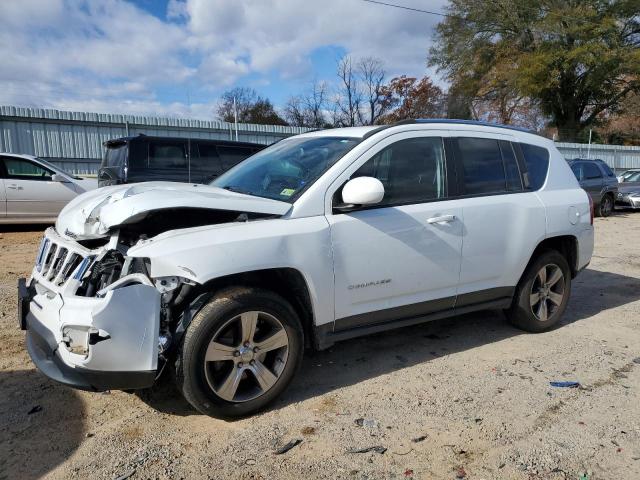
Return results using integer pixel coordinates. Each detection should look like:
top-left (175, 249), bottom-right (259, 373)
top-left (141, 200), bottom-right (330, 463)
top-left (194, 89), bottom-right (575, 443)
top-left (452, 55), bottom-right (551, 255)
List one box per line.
top-left (529, 264), bottom-right (565, 321)
top-left (204, 311), bottom-right (289, 402)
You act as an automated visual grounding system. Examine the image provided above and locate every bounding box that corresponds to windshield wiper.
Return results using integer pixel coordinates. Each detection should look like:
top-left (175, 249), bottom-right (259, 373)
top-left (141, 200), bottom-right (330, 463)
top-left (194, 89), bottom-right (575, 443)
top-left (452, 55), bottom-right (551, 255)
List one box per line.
top-left (222, 185), bottom-right (254, 195)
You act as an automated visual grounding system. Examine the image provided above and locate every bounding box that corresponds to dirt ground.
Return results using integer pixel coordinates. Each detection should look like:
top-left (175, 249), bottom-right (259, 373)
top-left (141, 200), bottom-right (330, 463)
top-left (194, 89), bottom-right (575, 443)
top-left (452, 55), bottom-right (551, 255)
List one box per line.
top-left (0, 213), bottom-right (639, 480)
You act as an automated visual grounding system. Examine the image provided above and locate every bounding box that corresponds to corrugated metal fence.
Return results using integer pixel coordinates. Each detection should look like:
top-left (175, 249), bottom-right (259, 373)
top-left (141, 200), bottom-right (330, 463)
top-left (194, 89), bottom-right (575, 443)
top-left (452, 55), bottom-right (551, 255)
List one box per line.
top-left (555, 142), bottom-right (640, 171)
top-left (2, 106), bottom-right (640, 174)
top-left (0, 106), bottom-right (310, 175)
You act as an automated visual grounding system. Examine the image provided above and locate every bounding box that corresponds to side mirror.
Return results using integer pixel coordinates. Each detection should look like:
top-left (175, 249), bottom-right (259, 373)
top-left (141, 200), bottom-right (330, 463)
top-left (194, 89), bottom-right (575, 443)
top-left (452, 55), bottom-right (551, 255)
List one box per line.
top-left (51, 173), bottom-right (69, 183)
top-left (341, 176), bottom-right (385, 206)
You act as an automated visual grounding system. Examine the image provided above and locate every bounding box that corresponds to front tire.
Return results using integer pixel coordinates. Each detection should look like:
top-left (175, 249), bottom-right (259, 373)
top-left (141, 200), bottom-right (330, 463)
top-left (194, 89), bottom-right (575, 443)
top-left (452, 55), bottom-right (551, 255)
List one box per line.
top-left (597, 193), bottom-right (614, 217)
top-left (506, 250), bottom-right (571, 332)
top-left (175, 287), bottom-right (304, 418)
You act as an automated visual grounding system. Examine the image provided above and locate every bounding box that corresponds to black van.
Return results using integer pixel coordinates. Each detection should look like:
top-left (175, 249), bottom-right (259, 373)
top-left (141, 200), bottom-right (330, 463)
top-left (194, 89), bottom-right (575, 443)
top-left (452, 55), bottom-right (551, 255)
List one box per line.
top-left (98, 135), bottom-right (265, 187)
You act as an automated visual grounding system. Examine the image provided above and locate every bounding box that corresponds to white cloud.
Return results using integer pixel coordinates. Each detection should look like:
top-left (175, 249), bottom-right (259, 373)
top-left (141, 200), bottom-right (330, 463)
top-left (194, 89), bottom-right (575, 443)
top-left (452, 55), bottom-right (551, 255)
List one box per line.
top-left (0, 0), bottom-right (449, 119)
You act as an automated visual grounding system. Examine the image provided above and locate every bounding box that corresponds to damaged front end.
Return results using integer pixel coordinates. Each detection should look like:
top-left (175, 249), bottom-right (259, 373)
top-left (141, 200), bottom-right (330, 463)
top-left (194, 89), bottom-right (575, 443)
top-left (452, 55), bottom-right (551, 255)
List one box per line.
top-left (20, 182), bottom-right (291, 391)
top-left (21, 227), bottom-right (196, 391)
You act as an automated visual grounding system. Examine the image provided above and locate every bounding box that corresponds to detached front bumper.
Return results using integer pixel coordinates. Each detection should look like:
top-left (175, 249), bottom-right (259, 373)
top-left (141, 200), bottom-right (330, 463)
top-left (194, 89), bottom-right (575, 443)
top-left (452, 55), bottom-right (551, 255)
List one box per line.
top-left (19, 275), bottom-right (161, 392)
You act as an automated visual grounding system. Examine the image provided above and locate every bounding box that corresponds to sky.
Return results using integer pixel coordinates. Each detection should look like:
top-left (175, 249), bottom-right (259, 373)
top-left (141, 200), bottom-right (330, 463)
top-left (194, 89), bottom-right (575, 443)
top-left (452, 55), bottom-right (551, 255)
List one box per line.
top-left (0, 0), bottom-right (449, 120)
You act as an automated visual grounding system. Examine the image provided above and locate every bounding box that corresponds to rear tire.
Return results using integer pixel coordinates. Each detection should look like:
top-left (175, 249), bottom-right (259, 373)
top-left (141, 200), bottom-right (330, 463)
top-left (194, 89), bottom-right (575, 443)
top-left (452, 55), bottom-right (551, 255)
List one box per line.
top-left (506, 250), bottom-right (571, 332)
top-left (175, 287), bottom-right (304, 418)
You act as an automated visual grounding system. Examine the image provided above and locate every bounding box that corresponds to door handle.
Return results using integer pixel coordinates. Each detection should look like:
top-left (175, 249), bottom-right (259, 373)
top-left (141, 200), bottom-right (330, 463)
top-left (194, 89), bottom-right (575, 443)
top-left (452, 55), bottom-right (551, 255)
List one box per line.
top-left (7, 184), bottom-right (23, 190)
top-left (426, 214), bottom-right (456, 224)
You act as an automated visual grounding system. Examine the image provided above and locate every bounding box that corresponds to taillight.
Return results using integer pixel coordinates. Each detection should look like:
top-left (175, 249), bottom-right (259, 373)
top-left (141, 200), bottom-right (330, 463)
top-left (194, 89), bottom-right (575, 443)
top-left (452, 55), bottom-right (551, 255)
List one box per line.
top-left (588, 195), bottom-right (594, 225)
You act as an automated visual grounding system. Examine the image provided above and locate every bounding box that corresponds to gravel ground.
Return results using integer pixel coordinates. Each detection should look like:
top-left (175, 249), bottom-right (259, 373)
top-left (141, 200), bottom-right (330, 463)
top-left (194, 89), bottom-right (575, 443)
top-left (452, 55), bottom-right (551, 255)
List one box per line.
top-left (1, 213), bottom-right (639, 480)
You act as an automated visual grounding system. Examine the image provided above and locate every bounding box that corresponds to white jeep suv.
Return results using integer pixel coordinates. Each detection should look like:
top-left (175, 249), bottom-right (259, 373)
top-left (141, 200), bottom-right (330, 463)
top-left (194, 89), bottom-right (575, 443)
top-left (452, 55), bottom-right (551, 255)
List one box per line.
top-left (19, 120), bottom-right (594, 418)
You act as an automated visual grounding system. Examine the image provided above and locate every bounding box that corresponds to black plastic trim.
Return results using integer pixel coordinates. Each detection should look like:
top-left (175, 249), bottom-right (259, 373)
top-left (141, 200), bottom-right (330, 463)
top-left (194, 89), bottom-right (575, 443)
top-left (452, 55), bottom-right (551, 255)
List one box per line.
top-left (335, 296), bottom-right (455, 332)
top-left (25, 312), bottom-right (156, 392)
top-left (315, 287), bottom-right (515, 349)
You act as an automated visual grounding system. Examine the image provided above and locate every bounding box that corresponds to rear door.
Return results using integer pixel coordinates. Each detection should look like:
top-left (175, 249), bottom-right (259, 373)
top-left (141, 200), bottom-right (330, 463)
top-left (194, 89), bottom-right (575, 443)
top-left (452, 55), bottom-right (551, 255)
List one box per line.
top-left (581, 162), bottom-right (604, 201)
top-left (450, 135), bottom-right (546, 302)
top-left (1, 156), bottom-right (78, 219)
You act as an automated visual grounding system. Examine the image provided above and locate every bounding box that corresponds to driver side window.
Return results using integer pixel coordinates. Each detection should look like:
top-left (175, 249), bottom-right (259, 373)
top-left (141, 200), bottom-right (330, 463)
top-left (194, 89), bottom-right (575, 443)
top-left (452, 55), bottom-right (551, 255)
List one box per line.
top-left (3, 157), bottom-right (53, 181)
top-left (352, 136), bottom-right (447, 207)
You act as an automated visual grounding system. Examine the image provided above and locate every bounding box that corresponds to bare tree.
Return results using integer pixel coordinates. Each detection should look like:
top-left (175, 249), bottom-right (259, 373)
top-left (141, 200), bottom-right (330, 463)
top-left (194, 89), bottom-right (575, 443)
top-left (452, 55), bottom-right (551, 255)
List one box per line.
top-left (283, 95), bottom-right (307, 127)
top-left (335, 55), bottom-right (362, 127)
top-left (358, 57), bottom-right (388, 125)
top-left (217, 87), bottom-right (258, 123)
top-left (304, 80), bottom-right (329, 128)
top-left (283, 81), bottom-right (329, 128)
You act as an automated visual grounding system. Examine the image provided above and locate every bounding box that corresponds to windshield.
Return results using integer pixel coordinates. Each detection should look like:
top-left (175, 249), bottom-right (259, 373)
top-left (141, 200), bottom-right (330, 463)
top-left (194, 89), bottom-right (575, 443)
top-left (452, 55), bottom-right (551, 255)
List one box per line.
top-left (211, 136), bottom-right (359, 202)
top-left (626, 171), bottom-right (640, 182)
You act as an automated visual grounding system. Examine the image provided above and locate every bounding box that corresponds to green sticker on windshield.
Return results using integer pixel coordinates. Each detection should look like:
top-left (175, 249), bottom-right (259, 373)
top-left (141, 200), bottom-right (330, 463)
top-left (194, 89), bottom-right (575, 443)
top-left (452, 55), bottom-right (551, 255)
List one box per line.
top-left (280, 188), bottom-right (295, 197)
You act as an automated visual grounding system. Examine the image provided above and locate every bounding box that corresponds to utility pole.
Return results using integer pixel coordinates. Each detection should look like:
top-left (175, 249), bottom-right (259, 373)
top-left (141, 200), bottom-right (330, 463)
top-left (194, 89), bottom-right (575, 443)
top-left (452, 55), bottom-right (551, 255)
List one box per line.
top-left (233, 97), bottom-right (239, 141)
top-left (587, 129), bottom-right (593, 159)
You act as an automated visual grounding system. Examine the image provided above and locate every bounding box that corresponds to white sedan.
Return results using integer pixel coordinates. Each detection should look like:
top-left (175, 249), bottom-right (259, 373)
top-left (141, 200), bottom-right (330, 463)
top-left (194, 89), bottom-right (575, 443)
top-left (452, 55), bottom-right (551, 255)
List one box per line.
top-left (0, 153), bottom-right (97, 224)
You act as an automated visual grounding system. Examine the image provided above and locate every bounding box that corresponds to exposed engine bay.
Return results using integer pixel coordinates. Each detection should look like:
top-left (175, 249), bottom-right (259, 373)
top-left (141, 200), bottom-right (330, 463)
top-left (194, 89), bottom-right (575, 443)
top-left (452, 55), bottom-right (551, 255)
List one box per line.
top-left (64, 207), bottom-right (277, 365)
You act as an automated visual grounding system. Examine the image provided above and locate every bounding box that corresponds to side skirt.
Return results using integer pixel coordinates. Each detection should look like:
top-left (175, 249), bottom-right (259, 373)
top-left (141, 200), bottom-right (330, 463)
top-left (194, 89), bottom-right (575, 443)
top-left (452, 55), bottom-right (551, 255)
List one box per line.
top-left (314, 287), bottom-right (514, 350)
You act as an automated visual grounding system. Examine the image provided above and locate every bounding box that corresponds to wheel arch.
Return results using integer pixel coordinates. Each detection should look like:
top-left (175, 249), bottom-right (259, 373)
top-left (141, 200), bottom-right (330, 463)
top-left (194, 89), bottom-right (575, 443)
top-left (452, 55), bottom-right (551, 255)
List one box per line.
top-left (177, 268), bottom-right (317, 350)
top-left (526, 235), bottom-right (579, 278)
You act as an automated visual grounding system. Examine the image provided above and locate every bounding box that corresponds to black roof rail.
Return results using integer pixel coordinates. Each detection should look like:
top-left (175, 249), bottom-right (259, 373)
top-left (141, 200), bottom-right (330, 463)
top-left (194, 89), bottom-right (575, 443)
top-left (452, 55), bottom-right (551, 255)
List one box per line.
top-left (362, 118), bottom-right (541, 139)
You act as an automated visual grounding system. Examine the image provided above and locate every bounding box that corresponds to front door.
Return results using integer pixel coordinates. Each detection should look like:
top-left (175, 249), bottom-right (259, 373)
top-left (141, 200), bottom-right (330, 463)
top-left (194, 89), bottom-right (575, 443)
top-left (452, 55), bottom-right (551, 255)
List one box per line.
top-left (1, 156), bottom-right (77, 220)
top-left (327, 133), bottom-right (463, 329)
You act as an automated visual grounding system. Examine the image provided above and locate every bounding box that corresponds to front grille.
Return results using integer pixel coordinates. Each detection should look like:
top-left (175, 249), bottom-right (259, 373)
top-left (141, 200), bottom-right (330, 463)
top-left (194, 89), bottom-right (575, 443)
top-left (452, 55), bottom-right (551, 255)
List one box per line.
top-left (34, 235), bottom-right (93, 287)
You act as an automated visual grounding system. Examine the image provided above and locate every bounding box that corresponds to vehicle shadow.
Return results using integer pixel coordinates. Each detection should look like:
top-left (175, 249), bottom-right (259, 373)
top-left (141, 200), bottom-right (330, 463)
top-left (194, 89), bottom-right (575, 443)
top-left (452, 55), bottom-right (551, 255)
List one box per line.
top-left (139, 268), bottom-right (640, 417)
top-left (0, 370), bottom-right (86, 480)
top-left (0, 224), bottom-right (52, 233)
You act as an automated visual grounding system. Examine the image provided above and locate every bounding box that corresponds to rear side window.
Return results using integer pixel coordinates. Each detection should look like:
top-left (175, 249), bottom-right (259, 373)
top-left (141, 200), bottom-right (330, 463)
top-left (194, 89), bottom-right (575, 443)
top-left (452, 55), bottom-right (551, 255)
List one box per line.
top-left (217, 146), bottom-right (254, 171)
top-left (149, 142), bottom-right (187, 169)
top-left (520, 144), bottom-right (550, 190)
top-left (456, 137), bottom-right (506, 195)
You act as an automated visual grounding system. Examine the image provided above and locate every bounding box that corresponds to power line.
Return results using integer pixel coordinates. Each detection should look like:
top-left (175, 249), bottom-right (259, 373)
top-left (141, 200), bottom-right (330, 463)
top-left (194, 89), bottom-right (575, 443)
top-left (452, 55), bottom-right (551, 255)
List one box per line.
top-left (360, 0), bottom-right (618, 28)
top-left (361, 0), bottom-right (448, 17)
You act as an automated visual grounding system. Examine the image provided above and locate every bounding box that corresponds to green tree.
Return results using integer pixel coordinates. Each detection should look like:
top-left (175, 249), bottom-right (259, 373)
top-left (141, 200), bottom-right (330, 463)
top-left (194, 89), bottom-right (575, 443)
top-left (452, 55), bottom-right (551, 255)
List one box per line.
top-left (430, 0), bottom-right (640, 141)
top-left (217, 87), bottom-right (287, 125)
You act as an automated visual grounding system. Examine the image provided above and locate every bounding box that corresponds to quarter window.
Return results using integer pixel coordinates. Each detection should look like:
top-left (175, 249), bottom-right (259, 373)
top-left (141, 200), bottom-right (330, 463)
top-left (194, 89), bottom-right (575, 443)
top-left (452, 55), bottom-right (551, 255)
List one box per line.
top-left (456, 137), bottom-right (507, 194)
top-left (520, 144), bottom-right (550, 190)
top-left (352, 137), bottom-right (446, 206)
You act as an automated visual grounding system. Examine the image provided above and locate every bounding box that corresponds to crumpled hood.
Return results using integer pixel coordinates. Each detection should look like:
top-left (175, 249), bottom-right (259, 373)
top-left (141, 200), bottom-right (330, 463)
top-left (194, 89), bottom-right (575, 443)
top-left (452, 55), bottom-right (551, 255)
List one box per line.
top-left (56, 182), bottom-right (291, 239)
